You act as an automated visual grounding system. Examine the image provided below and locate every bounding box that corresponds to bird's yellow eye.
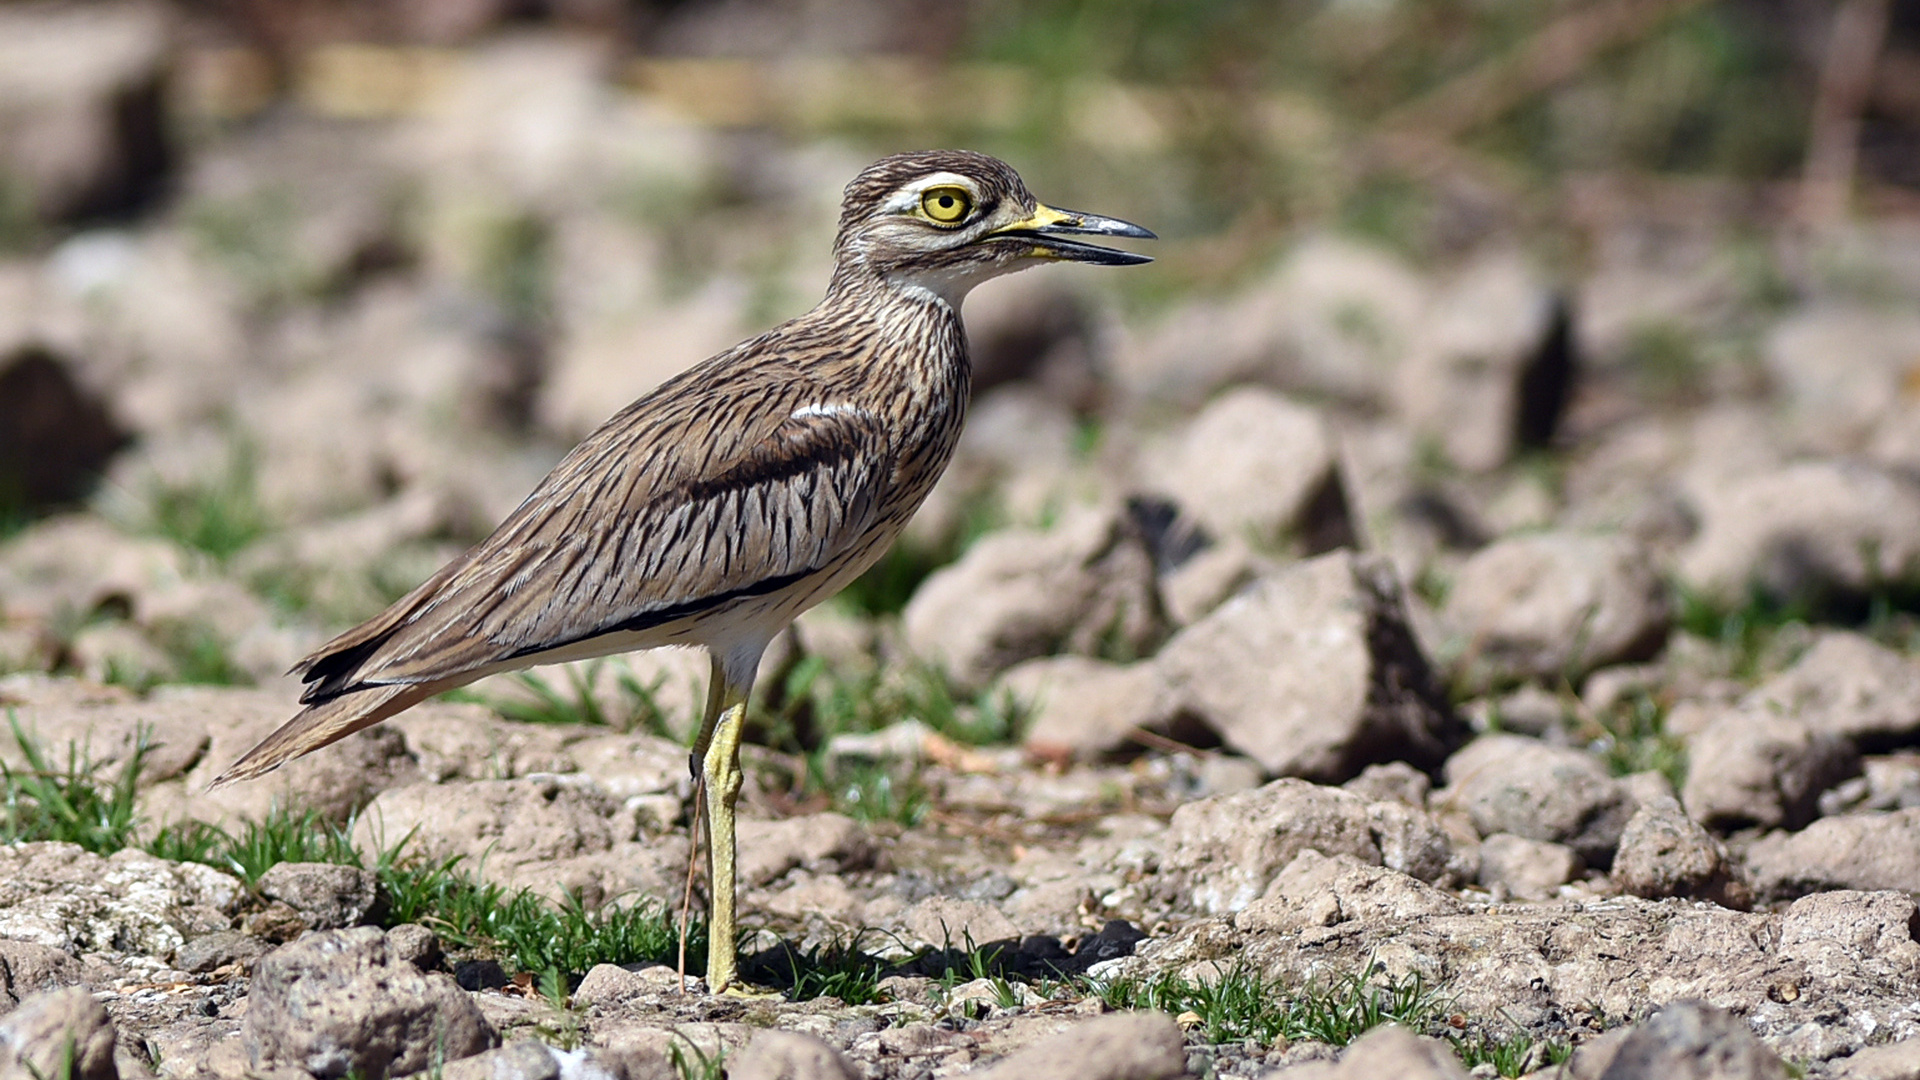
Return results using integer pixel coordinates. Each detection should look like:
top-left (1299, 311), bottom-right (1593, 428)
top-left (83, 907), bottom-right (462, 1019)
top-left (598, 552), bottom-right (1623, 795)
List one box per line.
top-left (920, 187), bottom-right (972, 224)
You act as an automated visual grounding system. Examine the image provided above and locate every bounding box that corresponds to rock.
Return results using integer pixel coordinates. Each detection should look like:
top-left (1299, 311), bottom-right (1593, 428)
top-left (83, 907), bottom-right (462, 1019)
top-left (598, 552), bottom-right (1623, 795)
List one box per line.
top-left (1777, 891), bottom-right (1920, 980)
top-left (1112, 234), bottom-right (1428, 407)
top-left (1143, 388), bottom-right (1348, 550)
top-left (384, 923), bottom-right (444, 972)
top-left (1154, 551), bottom-right (1462, 780)
top-left (930, 385), bottom-right (1082, 528)
top-left (62, 620), bottom-right (172, 687)
top-left (1763, 305), bottom-right (1920, 450)
top-left (0, 843), bottom-right (241, 959)
top-left (1440, 532), bottom-right (1670, 691)
top-left (438, 1039), bottom-right (628, 1080)
top-left (1238, 853), bottom-right (1466, 932)
top-left (0, 517), bottom-right (230, 639)
top-left (903, 504), bottom-right (1168, 692)
top-left (736, 813), bottom-right (877, 889)
top-left (964, 281), bottom-right (1102, 410)
top-left (0, 987), bottom-right (117, 1080)
top-left (384, 703), bottom-right (583, 784)
top-left (0, 942), bottom-right (86, 1007)
top-left (1678, 460), bottom-right (1920, 609)
top-left (1004, 656), bottom-right (1184, 762)
top-left (1475, 834), bottom-right (1580, 901)
top-left (1161, 778), bottom-right (1462, 914)
top-left (727, 1030), bottom-right (860, 1080)
top-left (1267, 1023), bottom-right (1469, 1079)
top-left (101, 684), bottom-right (418, 829)
top-left (1597, 1000), bottom-right (1788, 1080)
top-left (1831, 1036), bottom-right (1920, 1079)
top-left (256, 862), bottom-right (381, 931)
top-left (1391, 250), bottom-right (1567, 472)
top-left (970, 1012), bottom-right (1185, 1080)
top-left (1612, 796), bottom-right (1749, 908)
top-left (1440, 735), bottom-right (1634, 864)
top-left (1744, 809), bottom-right (1920, 900)
top-left (1746, 632), bottom-right (1920, 747)
top-left (0, 1), bottom-right (174, 223)
top-left (1342, 762), bottom-right (1431, 808)
top-left (1463, 684), bottom-right (1572, 737)
top-left (821, 720), bottom-right (936, 775)
top-left (351, 776), bottom-right (625, 871)
top-left (172, 929), bottom-right (267, 974)
top-left (243, 926), bottom-right (494, 1078)
top-left (1680, 709), bottom-right (1858, 831)
top-left (0, 346), bottom-right (128, 513)
top-left (1823, 752), bottom-right (1920, 816)
top-left (1159, 534), bottom-right (1277, 626)
top-left (1136, 880), bottom-right (1920, 1062)
top-left (896, 897), bottom-right (1021, 950)
top-left (564, 728), bottom-right (700, 803)
top-left (573, 963), bottom-right (681, 1007)
top-left (539, 279), bottom-right (749, 442)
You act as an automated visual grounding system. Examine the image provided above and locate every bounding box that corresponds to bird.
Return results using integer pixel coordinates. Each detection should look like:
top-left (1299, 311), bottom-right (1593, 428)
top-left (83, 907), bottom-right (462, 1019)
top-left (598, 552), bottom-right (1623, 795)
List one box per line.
top-left (209, 149), bottom-right (1154, 993)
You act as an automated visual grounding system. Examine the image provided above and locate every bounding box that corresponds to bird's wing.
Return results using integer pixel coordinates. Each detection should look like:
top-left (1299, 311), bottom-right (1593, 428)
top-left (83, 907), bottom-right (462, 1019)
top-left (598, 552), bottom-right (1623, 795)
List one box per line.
top-left (292, 383), bottom-right (891, 703)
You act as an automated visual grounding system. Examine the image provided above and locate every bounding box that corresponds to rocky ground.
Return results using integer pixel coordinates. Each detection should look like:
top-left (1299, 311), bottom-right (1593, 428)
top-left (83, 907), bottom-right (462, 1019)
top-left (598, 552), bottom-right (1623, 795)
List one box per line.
top-left (10, 4), bottom-right (1920, 1080)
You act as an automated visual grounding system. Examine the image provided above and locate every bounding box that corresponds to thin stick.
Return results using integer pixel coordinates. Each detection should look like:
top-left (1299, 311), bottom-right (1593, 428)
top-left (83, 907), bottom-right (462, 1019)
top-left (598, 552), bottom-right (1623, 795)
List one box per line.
top-left (677, 777), bottom-right (705, 994)
top-left (1378, 0), bottom-right (1708, 141)
top-left (1801, 0), bottom-right (1892, 227)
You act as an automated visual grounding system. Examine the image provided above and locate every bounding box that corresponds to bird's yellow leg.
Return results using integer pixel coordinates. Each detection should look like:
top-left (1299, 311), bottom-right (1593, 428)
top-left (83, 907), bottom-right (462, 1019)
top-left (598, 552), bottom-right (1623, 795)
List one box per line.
top-left (685, 655), bottom-right (779, 998)
top-left (697, 662), bottom-right (757, 995)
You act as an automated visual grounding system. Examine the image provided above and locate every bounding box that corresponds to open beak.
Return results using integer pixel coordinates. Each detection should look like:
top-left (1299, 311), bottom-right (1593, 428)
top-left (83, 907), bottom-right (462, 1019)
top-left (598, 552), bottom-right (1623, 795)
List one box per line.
top-left (989, 203), bottom-right (1156, 266)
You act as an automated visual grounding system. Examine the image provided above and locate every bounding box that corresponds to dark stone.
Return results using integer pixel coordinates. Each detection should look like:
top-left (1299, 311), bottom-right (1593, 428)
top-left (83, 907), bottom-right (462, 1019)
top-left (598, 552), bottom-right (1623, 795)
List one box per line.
top-left (455, 958), bottom-right (510, 991)
top-left (0, 346), bottom-right (127, 513)
top-left (1059, 920), bottom-right (1147, 973)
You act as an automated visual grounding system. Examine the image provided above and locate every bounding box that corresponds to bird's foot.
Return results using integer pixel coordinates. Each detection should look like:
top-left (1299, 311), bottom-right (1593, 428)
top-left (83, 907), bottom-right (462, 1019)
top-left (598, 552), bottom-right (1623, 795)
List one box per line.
top-left (717, 981), bottom-right (784, 1000)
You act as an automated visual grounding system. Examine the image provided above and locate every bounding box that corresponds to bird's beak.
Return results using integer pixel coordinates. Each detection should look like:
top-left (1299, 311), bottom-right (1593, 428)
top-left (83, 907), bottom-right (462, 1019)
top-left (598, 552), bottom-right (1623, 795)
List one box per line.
top-left (987, 203), bottom-right (1156, 266)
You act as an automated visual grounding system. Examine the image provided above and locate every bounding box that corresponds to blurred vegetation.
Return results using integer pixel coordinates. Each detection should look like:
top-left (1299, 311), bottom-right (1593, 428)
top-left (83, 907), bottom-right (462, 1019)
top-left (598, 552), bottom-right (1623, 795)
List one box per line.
top-left (942, 0), bottom-right (1820, 260)
top-left (132, 447), bottom-right (271, 564)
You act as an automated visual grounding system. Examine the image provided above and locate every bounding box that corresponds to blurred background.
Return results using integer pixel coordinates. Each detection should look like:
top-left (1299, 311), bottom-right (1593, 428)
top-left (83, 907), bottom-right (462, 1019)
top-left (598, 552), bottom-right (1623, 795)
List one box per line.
top-left (4, 0), bottom-right (1920, 756)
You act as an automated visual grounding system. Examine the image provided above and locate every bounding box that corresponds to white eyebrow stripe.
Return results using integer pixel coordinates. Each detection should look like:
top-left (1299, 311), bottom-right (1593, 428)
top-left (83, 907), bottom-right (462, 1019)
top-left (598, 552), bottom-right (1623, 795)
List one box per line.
top-left (879, 172), bottom-right (982, 214)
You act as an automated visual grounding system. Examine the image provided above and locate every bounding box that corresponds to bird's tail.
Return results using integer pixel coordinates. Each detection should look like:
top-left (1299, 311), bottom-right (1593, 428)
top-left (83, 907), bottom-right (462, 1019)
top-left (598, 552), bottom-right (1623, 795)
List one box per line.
top-left (207, 682), bottom-right (440, 789)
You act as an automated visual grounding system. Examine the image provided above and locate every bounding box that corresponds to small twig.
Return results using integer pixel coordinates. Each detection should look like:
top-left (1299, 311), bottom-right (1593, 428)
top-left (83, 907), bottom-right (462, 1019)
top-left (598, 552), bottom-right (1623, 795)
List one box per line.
top-left (1123, 726), bottom-right (1217, 757)
top-left (1378, 0), bottom-right (1709, 142)
top-left (1801, 0), bottom-right (1893, 228)
top-left (677, 778), bottom-right (704, 994)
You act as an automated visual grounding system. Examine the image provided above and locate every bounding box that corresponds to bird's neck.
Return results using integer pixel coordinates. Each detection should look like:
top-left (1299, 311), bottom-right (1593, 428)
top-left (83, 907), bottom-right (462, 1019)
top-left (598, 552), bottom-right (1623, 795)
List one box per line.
top-left (826, 260), bottom-right (990, 312)
top-left (810, 266), bottom-right (971, 418)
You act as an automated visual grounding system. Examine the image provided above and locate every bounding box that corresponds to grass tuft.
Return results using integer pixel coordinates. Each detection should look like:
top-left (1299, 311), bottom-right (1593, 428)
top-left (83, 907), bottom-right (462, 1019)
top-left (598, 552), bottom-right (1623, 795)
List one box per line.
top-left (820, 760), bottom-right (927, 827)
top-left (752, 932), bottom-right (891, 1005)
top-left (0, 713), bottom-right (147, 855)
top-left (374, 844), bottom-right (702, 976)
top-left (534, 966), bottom-right (583, 1051)
top-left (140, 449), bottom-right (271, 563)
top-left (446, 660), bottom-right (682, 739)
top-left (1584, 691), bottom-right (1687, 790)
top-left (3, 719), bottom-right (698, 979)
top-left (668, 1038), bottom-right (725, 1080)
top-left (1674, 585), bottom-right (1811, 682)
top-left (1092, 962), bottom-right (1439, 1048)
top-left (1453, 1029), bottom-right (1574, 1077)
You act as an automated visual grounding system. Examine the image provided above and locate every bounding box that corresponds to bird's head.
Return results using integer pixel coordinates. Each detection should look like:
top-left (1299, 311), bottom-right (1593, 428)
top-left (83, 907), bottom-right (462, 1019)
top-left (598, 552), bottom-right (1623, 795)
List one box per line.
top-left (830, 149), bottom-right (1154, 306)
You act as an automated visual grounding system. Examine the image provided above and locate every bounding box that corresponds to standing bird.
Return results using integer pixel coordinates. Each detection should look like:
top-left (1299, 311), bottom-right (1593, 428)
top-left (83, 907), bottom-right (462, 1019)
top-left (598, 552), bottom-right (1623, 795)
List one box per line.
top-left (210, 150), bottom-right (1153, 992)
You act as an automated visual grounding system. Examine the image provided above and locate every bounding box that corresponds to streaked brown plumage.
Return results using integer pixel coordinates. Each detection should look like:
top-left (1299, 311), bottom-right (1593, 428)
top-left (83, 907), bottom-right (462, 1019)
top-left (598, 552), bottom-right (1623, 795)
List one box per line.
top-left (211, 149), bottom-right (1152, 992)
